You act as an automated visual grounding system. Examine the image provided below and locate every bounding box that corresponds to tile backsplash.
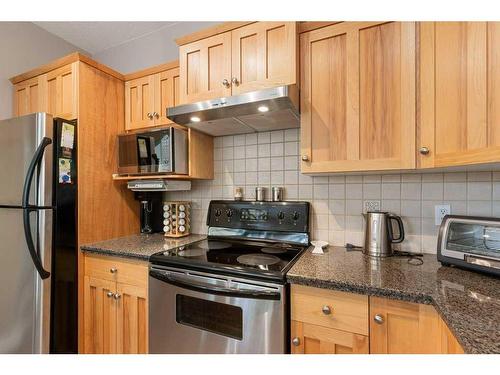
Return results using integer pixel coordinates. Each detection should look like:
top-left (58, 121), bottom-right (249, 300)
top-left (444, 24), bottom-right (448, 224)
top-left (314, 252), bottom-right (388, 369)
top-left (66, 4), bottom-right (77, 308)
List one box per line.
top-left (166, 128), bottom-right (500, 254)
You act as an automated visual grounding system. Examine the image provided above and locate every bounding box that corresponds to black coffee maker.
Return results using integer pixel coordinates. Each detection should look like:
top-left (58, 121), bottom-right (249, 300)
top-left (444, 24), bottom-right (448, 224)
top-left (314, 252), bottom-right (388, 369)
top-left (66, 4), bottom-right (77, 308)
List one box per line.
top-left (134, 191), bottom-right (164, 233)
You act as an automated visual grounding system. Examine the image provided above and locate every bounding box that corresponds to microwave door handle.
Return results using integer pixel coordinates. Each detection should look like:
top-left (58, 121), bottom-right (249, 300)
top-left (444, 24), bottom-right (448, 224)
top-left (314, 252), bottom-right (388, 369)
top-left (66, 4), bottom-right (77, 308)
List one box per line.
top-left (149, 270), bottom-right (280, 301)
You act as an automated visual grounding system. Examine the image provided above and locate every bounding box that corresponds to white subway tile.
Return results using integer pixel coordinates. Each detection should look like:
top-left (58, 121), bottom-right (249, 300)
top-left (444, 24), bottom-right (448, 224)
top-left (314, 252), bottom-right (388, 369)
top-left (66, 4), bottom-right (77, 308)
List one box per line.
top-left (270, 142), bottom-right (284, 157)
top-left (382, 183), bottom-right (401, 199)
top-left (245, 172), bottom-right (258, 185)
top-left (245, 158), bottom-right (258, 172)
top-left (363, 184), bottom-right (381, 199)
top-left (234, 159), bottom-right (246, 171)
top-left (222, 160), bottom-right (234, 172)
top-left (284, 128), bottom-right (299, 142)
top-left (258, 143), bottom-right (270, 157)
top-left (313, 185), bottom-right (329, 199)
top-left (258, 171), bottom-right (271, 184)
top-left (346, 200), bottom-right (362, 215)
top-left (214, 148), bottom-right (222, 161)
top-left (214, 137), bottom-right (223, 148)
top-left (402, 173), bottom-right (422, 183)
top-left (284, 185), bottom-right (298, 200)
top-left (258, 157), bottom-right (270, 171)
top-left (284, 141), bottom-right (299, 156)
top-left (271, 171), bottom-right (284, 185)
top-left (245, 144), bottom-right (258, 158)
top-left (222, 135), bottom-right (234, 147)
top-left (345, 175), bottom-right (363, 183)
top-left (401, 200), bottom-right (421, 217)
top-left (329, 215), bottom-right (345, 231)
top-left (444, 182), bottom-right (466, 200)
top-left (422, 173), bottom-right (443, 182)
top-left (298, 185), bottom-right (313, 199)
top-left (245, 133), bottom-right (258, 145)
top-left (329, 175), bottom-right (346, 184)
top-left (271, 157), bottom-right (284, 171)
top-left (381, 200), bottom-right (400, 215)
top-left (467, 182), bottom-right (492, 200)
top-left (270, 130), bottom-right (284, 143)
top-left (258, 131), bottom-right (270, 144)
top-left (444, 172), bottom-right (467, 182)
top-left (329, 199), bottom-right (346, 215)
top-left (312, 200), bottom-right (330, 214)
top-left (346, 184), bottom-right (362, 199)
top-left (313, 176), bottom-right (329, 184)
top-left (284, 156), bottom-right (299, 170)
top-left (363, 175), bottom-right (381, 183)
top-left (329, 184), bottom-right (345, 199)
top-left (467, 171), bottom-right (492, 182)
top-left (401, 183), bottom-right (421, 200)
top-left (233, 134), bottom-right (246, 146)
top-left (467, 201), bottom-right (492, 216)
top-left (422, 182), bottom-right (443, 200)
top-left (298, 173), bottom-right (314, 185)
top-left (284, 170), bottom-right (298, 185)
top-left (346, 215), bottom-right (363, 231)
top-left (382, 174), bottom-right (401, 183)
top-left (234, 146), bottom-right (246, 159)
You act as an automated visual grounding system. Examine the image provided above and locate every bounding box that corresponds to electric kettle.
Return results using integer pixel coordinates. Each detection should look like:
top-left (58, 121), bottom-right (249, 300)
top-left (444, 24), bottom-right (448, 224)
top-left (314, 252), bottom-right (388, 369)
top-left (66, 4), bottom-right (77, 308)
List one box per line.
top-left (363, 212), bottom-right (405, 257)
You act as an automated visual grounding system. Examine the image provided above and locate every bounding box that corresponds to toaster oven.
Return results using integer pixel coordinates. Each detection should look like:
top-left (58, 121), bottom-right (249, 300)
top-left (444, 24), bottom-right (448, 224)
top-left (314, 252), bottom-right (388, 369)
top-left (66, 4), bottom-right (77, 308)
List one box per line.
top-left (438, 215), bottom-right (500, 276)
top-left (117, 127), bottom-right (188, 175)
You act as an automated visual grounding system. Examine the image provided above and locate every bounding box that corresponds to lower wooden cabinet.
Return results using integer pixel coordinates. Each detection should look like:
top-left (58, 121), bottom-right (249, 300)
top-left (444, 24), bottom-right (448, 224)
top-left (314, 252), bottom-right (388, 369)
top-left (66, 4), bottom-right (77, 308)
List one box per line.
top-left (291, 321), bottom-right (369, 354)
top-left (82, 254), bottom-right (148, 354)
top-left (369, 296), bottom-right (442, 354)
top-left (291, 285), bottom-right (465, 354)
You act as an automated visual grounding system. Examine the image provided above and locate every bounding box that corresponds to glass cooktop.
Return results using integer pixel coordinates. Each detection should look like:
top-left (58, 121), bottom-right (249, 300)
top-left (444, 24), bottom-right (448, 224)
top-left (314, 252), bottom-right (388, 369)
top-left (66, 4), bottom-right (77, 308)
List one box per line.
top-left (149, 238), bottom-right (307, 282)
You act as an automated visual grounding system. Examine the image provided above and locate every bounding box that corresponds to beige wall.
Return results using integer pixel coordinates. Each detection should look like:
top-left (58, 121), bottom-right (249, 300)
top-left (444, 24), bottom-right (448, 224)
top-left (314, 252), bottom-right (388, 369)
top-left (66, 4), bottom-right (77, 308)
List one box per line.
top-left (0, 22), bottom-right (85, 120)
top-left (92, 22), bottom-right (220, 74)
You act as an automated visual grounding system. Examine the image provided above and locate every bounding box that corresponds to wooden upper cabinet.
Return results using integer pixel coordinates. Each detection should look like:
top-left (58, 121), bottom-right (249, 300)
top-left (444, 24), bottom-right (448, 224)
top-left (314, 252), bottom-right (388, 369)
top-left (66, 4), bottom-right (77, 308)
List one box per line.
top-left (231, 22), bottom-right (297, 95)
top-left (419, 22), bottom-right (500, 168)
top-left (369, 296), bottom-right (442, 354)
top-left (46, 62), bottom-right (78, 119)
top-left (155, 67), bottom-right (180, 126)
top-left (13, 76), bottom-right (44, 116)
top-left (125, 75), bottom-right (155, 130)
top-left (300, 22), bottom-right (416, 173)
top-left (179, 32), bottom-right (232, 104)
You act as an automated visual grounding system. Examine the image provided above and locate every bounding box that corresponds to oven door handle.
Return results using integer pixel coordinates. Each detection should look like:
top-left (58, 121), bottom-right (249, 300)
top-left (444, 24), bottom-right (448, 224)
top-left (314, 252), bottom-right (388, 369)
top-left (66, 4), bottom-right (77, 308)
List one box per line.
top-left (150, 270), bottom-right (281, 301)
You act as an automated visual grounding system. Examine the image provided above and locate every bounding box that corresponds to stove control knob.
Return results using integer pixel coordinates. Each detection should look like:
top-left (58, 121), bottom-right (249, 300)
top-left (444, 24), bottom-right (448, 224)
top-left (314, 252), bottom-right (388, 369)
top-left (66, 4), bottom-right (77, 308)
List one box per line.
top-left (292, 211), bottom-right (300, 221)
top-left (226, 209), bottom-right (233, 217)
top-left (278, 211), bottom-right (285, 220)
top-left (214, 208), bottom-right (222, 217)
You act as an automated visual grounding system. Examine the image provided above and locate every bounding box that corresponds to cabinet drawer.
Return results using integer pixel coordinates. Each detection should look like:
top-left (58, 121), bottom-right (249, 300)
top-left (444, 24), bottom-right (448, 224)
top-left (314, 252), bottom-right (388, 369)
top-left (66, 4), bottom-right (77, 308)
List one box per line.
top-left (84, 254), bottom-right (148, 288)
top-left (291, 285), bottom-right (369, 335)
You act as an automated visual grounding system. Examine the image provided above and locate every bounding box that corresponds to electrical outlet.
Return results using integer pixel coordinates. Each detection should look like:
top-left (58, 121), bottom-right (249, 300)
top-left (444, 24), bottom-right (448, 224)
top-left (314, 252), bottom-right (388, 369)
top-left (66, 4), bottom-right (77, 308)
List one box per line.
top-left (435, 204), bottom-right (451, 225)
top-left (364, 200), bottom-right (380, 213)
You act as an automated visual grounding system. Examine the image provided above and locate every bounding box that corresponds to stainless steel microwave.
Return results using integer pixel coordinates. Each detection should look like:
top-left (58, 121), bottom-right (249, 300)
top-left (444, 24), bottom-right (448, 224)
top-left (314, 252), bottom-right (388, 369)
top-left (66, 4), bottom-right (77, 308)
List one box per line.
top-left (117, 127), bottom-right (188, 175)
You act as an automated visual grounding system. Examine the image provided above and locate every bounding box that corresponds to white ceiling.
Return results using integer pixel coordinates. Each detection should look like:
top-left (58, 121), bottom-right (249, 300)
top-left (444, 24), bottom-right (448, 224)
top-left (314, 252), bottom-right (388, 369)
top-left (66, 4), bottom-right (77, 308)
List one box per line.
top-left (33, 22), bottom-right (181, 54)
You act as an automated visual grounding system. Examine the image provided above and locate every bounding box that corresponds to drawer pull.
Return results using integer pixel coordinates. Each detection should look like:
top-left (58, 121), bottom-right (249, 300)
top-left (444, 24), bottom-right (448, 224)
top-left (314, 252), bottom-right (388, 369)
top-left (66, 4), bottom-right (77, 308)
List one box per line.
top-left (322, 305), bottom-right (332, 315)
top-left (106, 291), bottom-right (113, 298)
top-left (110, 268), bottom-right (117, 274)
top-left (113, 293), bottom-right (121, 300)
top-left (292, 337), bottom-right (301, 346)
top-left (374, 314), bottom-right (384, 324)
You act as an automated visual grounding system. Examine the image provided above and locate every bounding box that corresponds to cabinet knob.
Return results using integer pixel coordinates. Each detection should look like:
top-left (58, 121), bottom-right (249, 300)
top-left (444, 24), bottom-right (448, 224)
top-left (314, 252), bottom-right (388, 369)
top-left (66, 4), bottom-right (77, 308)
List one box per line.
top-left (110, 268), bottom-right (117, 274)
top-left (301, 155), bottom-right (309, 162)
top-left (322, 305), bottom-right (332, 315)
top-left (153, 111), bottom-right (159, 119)
top-left (419, 146), bottom-right (430, 155)
top-left (292, 337), bottom-right (301, 346)
top-left (147, 112), bottom-right (153, 120)
top-left (374, 314), bottom-right (384, 324)
top-left (222, 79), bottom-right (230, 88)
top-left (113, 293), bottom-right (121, 300)
top-left (231, 77), bottom-right (240, 86)
top-left (106, 291), bottom-right (114, 298)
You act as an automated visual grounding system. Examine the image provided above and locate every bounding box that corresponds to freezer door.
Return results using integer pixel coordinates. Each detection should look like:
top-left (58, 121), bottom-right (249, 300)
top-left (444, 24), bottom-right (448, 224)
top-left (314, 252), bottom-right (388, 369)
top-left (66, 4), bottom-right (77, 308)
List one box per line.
top-left (0, 208), bottom-right (51, 353)
top-left (0, 113), bottom-right (53, 207)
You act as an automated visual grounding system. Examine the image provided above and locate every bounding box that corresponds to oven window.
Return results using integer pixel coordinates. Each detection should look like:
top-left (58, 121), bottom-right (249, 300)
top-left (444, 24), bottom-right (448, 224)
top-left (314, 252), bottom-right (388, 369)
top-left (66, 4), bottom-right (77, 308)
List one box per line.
top-left (176, 294), bottom-right (243, 340)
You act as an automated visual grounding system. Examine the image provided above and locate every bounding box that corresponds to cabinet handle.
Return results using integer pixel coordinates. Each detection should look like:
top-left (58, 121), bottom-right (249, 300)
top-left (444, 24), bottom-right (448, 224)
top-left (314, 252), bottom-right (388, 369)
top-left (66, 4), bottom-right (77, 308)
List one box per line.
top-left (301, 155), bottom-right (309, 162)
top-left (222, 79), bottom-right (230, 88)
top-left (419, 146), bottom-right (430, 155)
top-left (374, 314), bottom-right (384, 324)
top-left (147, 112), bottom-right (153, 120)
top-left (321, 305), bottom-right (332, 315)
top-left (113, 293), bottom-right (121, 300)
top-left (106, 291), bottom-right (113, 298)
top-left (292, 337), bottom-right (301, 346)
top-left (231, 77), bottom-right (240, 86)
top-left (110, 268), bottom-right (117, 274)
top-left (153, 111), bottom-right (159, 119)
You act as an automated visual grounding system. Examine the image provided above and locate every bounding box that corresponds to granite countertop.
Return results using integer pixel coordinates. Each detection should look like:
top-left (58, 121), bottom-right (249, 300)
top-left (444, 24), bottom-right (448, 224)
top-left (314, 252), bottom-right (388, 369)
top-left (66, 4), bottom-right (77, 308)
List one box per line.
top-left (287, 246), bottom-right (500, 354)
top-left (80, 233), bottom-right (206, 261)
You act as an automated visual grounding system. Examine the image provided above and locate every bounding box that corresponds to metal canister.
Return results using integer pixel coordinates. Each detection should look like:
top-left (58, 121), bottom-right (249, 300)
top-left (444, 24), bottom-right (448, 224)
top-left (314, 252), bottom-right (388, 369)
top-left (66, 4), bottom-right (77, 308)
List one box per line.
top-left (272, 186), bottom-right (283, 202)
top-left (255, 187), bottom-right (266, 201)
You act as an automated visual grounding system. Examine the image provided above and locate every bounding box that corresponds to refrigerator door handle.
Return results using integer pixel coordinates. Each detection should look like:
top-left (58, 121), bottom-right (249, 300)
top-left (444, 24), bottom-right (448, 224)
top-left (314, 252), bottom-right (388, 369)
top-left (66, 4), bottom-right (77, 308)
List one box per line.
top-left (22, 137), bottom-right (52, 280)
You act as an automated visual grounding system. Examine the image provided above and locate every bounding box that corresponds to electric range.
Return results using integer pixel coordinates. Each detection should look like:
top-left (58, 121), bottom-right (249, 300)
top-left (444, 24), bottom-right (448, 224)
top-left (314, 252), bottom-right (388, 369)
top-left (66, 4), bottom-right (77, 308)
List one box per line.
top-left (149, 200), bottom-right (310, 354)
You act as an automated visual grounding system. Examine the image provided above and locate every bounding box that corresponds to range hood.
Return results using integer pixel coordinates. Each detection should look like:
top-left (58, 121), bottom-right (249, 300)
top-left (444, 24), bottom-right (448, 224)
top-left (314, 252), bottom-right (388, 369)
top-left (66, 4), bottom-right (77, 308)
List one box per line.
top-left (166, 85), bottom-right (300, 136)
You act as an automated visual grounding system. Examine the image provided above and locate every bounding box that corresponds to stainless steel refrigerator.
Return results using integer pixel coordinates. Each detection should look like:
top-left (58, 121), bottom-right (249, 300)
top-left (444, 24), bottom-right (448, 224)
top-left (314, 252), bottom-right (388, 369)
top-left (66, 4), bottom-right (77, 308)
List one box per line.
top-left (0, 113), bottom-right (77, 354)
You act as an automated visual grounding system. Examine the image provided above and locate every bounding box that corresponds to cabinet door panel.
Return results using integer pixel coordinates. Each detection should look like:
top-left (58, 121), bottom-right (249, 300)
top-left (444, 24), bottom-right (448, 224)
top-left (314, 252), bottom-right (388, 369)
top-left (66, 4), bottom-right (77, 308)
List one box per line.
top-left (179, 32), bottom-right (231, 104)
top-left (419, 22), bottom-right (500, 167)
top-left (13, 76), bottom-right (44, 116)
top-left (83, 276), bottom-right (117, 354)
top-left (291, 321), bottom-right (369, 354)
top-left (155, 68), bottom-right (180, 126)
top-left (231, 22), bottom-right (297, 94)
top-left (116, 283), bottom-right (148, 354)
top-left (301, 22), bottom-right (415, 173)
top-left (125, 75), bottom-right (155, 130)
top-left (369, 297), bottom-right (442, 354)
top-left (46, 62), bottom-right (78, 119)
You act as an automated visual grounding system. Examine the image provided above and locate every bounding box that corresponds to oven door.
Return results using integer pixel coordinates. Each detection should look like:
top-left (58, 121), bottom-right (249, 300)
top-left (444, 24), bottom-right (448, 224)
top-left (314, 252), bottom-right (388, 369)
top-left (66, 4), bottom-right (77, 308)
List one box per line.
top-left (149, 266), bottom-right (286, 354)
